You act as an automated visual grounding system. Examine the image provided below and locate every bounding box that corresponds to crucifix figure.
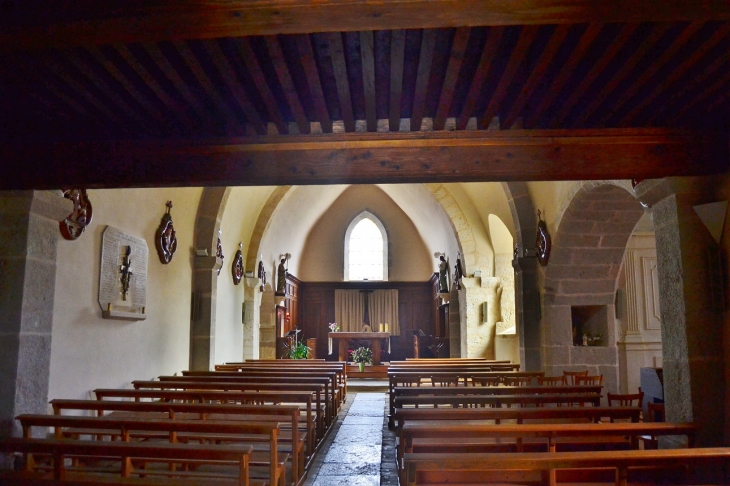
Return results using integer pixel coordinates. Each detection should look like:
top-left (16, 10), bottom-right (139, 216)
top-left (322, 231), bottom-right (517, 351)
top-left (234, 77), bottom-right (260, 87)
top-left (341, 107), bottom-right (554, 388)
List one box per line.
top-left (119, 246), bottom-right (133, 301)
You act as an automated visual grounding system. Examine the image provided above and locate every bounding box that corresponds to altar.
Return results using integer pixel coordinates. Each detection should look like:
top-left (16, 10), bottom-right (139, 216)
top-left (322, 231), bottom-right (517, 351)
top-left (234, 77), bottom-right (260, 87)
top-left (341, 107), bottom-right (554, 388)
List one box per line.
top-left (328, 332), bottom-right (391, 365)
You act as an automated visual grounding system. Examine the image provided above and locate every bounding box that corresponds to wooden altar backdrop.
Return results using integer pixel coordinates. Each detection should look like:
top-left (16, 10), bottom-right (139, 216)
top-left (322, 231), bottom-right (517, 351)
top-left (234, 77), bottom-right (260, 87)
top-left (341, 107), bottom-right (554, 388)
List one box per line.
top-left (329, 331), bottom-right (391, 365)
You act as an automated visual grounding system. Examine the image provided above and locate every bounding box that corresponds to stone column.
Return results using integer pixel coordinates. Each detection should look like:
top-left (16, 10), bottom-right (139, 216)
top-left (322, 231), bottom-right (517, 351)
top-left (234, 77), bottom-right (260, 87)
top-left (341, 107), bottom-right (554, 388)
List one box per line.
top-left (635, 178), bottom-right (725, 446)
top-left (513, 254), bottom-right (542, 371)
top-left (190, 255), bottom-right (222, 370)
top-left (0, 191), bottom-right (72, 439)
top-left (258, 285), bottom-right (276, 359)
top-left (242, 276), bottom-right (262, 360)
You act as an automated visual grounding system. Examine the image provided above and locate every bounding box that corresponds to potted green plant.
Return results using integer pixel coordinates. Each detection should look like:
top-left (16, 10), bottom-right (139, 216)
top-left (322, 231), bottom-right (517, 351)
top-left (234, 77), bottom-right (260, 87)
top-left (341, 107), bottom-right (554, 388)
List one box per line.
top-left (287, 340), bottom-right (310, 359)
top-left (350, 347), bottom-right (373, 372)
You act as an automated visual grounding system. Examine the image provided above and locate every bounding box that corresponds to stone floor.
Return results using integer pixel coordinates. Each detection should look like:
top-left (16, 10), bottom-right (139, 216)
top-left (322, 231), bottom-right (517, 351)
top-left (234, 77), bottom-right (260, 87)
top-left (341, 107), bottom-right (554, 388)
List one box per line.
top-left (303, 390), bottom-right (396, 486)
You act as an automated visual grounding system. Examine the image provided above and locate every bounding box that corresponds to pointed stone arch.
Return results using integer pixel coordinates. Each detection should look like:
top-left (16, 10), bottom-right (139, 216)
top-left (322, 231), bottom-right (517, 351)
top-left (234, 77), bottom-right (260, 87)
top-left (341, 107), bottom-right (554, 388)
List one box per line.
top-left (425, 183), bottom-right (477, 273)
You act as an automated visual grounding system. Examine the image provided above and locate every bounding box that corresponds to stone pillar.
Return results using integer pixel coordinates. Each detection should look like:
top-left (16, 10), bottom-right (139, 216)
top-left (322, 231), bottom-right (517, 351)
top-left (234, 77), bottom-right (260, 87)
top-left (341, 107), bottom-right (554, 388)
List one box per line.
top-left (190, 255), bottom-right (222, 370)
top-left (636, 178), bottom-right (725, 446)
top-left (259, 285), bottom-right (276, 359)
top-left (448, 290), bottom-right (461, 357)
top-left (243, 277), bottom-right (262, 360)
top-left (0, 191), bottom-right (72, 439)
top-left (513, 254), bottom-right (542, 371)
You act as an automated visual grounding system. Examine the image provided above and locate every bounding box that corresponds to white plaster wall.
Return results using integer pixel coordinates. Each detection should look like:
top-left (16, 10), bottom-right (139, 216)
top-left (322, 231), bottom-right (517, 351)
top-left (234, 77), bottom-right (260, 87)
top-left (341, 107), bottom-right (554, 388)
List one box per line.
top-left (462, 182), bottom-right (516, 248)
top-left (215, 186), bottom-right (276, 364)
top-left (49, 187), bottom-right (202, 402)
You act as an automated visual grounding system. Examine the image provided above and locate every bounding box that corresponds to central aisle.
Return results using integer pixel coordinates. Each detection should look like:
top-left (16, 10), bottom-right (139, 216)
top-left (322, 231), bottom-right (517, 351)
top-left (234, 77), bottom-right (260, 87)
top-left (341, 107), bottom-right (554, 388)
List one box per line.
top-left (308, 392), bottom-right (387, 486)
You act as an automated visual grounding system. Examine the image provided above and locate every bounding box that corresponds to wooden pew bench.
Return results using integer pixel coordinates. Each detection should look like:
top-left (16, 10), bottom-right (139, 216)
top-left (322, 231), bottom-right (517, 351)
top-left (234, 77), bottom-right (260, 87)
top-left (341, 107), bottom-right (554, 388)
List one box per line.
top-left (93, 389), bottom-right (319, 452)
top-left (393, 393), bottom-right (602, 414)
top-left (17, 415), bottom-right (288, 486)
top-left (0, 438), bottom-right (258, 486)
top-left (403, 447), bottom-right (730, 486)
top-left (50, 400), bottom-right (310, 472)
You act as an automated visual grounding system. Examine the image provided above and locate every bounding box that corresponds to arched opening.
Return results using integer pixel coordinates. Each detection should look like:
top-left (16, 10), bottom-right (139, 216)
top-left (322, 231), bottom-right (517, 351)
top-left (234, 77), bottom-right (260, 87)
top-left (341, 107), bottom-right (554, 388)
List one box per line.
top-left (344, 211), bottom-right (388, 281)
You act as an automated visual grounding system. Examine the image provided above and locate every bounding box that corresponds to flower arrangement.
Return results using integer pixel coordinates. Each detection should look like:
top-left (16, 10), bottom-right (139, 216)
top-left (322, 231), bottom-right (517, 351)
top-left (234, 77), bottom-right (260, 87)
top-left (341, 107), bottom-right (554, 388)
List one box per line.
top-left (328, 322), bottom-right (340, 332)
top-left (286, 340), bottom-right (310, 359)
top-left (350, 346), bottom-right (373, 364)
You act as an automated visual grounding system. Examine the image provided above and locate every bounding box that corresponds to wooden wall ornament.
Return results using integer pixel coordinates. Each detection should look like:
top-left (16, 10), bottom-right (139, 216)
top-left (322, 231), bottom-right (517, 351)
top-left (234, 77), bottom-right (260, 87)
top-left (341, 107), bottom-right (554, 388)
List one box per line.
top-left (535, 210), bottom-right (551, 266)
top-left (215, 229), bottom-right (224, 276)
top-left (154, 201), bottom-right (177, 264)
top-left (59, 188), bottom-right (92, 240)
top-left (232, 242), bottom-right (244, 285)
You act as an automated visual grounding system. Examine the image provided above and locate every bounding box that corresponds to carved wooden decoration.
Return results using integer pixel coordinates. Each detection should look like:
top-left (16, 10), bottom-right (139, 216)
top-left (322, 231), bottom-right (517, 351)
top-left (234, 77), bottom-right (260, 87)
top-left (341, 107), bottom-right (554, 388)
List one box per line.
top-left (536, 210), bottom-right (551, 266)
top-left (232, 242), bottom-right (244, 285)
top-left (154, 201), bottom-right (177, 264)
top-left (60, 189), bottom-right (93, 240)
top-left (216, 229), bottom-right (224, 276)
top-left (258, 258), bottom-right (267, 292)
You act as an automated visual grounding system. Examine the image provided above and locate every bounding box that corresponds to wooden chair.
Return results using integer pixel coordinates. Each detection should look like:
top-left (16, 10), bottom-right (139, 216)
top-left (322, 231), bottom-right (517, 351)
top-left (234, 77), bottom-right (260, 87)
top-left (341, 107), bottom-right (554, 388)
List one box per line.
top-left (537, 375), bottom-right (565, 386)
top-left (642, 402), bottom-right (666, 449)
top-left (562, 370), bottom-right (588, 385)
top-left (607, 389), bottom-right (644, 407)
top-left (574, 374), bottom-right (603, 386)
top-left (503, 376), bottom-right (532, 387)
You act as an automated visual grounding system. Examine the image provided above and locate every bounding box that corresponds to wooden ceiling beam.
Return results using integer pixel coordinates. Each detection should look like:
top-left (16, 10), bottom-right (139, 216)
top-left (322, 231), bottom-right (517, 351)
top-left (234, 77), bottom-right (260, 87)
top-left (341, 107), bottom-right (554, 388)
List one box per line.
top-left (328, 32), bottom-right (356, 132)
top-left (112, 44), bottom-right (197, 133)
top-left (502, 25), bottom-right (570, 129)
top-left (202, 40), bottom-right (267, 135)
top-left (4, 1), bottom-right (730, 53)
top-left (572, 23), bottom-right (671, 127)
top-left (433, 27), bottom-right (470, 131)
top-left (0, 128), bottom-right (723, 190)
top-left (524, 23), bottom-right (602, 128)
top-left (297, 34), bottom-right (333, 133)
top-left (360, 30), bottom-right (377, 132)
top-left (550, 23), bottom-right (638, 128)
top-left (389, 29), bottom-right (406, 132)
top-left (234, 38), bottom-right (289, 134)
top-left (666, 62), bottom-right (730, 124)
top-left (598, 21), bottom-right (705, 125)
top-left (618, 23), bottom-right (730, 125)
top-left (265, 36), bottom-right (311, 134)
top-left (409, 29), bottom-right (436, 132)
top-left (457, 26), bottom-right (505, 130)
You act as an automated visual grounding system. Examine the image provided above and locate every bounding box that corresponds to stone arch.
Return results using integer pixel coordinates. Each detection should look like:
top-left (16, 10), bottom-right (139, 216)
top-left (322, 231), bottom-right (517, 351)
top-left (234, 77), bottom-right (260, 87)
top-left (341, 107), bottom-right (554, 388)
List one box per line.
top-left (425, 183), bottom-right (477, 273)
top-left (190, 187), bottom-right (230, 370)
top-left (245, 186), bottom-right (292, 270)
top-left (542, 182), bottom-right (645, 394)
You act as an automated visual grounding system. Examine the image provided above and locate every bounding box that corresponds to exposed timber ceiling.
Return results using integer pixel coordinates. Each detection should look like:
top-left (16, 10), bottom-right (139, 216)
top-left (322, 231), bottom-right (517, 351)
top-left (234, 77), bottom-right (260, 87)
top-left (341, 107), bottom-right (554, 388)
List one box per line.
top-left (1, 1), bottom-right (730, 189)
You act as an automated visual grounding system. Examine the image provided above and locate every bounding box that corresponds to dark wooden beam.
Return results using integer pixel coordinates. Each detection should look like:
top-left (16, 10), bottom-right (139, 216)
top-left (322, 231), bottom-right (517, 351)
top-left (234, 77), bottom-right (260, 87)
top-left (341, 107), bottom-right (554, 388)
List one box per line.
top-left (481, 26), bottom-right (539, 129)
top-left (524, 23), bottom-right (602, 128)
top-left (360, 30), bottom-right (377, 132)
top-left (265, 35), bottom-right (310, 134)
top-left (550, 23), bottom-right (638, 128)
top-left (297, 34), bottom-right (333, 133)
top-left (328, 32), bottom-right (356, 132)
top-left (202, 40), bottom-right (266, 135)
top-left (389, 29), bottom-right (406, 132)
top-left (410, 29), bottom-right (436, 132)
top-left (433, 27), bottom-right (470, 131)
top-left (234, 38), bottom-right (289, 134)
top-left (666, 62), bottom-right (730, 124)
top-left (1, 129), bottom-right (723, 190)
top-left (4, 1), bottom-right (730, 53)
top-left (597, 21), bottom-right (705, 125)
top-left (112, 44), bottom-right (197, 133)
top-left (456, 26), bottom-right (505, 130)
top-left (502, 25), bottom-right (570, 129)
top-left (571, 23), bottom-right (672, 127)
top-left (617, 23), bottom-right (730, 125)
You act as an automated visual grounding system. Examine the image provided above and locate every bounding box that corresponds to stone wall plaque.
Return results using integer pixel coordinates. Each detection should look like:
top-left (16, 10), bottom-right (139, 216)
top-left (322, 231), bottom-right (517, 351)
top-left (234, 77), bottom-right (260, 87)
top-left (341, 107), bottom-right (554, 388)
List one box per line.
top-left (99, 226), bottom-right (148, 320)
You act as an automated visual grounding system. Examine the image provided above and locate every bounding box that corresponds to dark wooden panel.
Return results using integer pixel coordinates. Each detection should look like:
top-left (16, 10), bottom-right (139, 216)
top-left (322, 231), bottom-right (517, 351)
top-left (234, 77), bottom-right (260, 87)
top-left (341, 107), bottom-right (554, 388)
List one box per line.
top-left (5, 2), bottom-right (730, 53)
top-left (1, 128), bottom-right (723, 190)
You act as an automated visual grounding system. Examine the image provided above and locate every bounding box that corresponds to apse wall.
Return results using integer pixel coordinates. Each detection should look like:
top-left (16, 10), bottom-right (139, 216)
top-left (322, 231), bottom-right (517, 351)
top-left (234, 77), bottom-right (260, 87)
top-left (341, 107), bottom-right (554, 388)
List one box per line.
top-left (49, 187), bottom-right (202, 401)
top-left (298, 185), bottom-right (432, 281)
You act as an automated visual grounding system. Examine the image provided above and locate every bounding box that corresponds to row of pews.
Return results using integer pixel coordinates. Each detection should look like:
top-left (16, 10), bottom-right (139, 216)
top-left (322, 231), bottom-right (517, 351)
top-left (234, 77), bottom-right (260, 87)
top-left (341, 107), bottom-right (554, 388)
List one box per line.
top-left (389, 358), bottom-right (730, 485)
top-left (0, 359), bottom-right (346, 486)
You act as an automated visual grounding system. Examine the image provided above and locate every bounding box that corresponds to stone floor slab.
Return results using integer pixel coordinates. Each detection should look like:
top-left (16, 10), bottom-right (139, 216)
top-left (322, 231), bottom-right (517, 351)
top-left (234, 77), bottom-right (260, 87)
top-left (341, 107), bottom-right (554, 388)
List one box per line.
top-left (311, 475), bottom-right (379, 486)
top-left (324, 444), bottom-right (381, 464)
top-left (342, 415), bottom-right (384, 425)
top-left (315, 462), bottom-right (381, 476)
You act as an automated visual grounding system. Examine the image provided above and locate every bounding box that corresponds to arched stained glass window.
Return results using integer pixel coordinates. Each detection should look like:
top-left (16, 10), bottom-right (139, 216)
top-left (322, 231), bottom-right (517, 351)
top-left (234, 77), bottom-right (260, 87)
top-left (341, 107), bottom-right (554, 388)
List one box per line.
top-left (344, 211), bottom-right (388, 281)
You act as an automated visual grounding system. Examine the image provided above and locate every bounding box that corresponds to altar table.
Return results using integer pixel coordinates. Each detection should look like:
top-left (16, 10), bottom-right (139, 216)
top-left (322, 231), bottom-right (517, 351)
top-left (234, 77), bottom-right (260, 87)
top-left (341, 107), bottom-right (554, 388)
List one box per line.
top-left (328, 332), bottom-right (391, 365)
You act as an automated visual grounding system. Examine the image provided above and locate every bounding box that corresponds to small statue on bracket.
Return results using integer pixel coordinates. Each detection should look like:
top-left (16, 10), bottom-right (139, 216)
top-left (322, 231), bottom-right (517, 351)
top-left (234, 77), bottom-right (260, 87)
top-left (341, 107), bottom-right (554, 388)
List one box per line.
top-left (258, 255), bottom-right (267, 292)
top-left (435, 253), bottom-right (449, 294)
top-left (155, 201), bottom-right (177, 264)
top-left (276, 253), bottom-right (291, 295)
top-left (119, 246), bottom-right (133, 301)
top-left (535, 210), bottom-right (551, 267)
top-left (452, 252), bottom-right (464, 291)
top-left (59, 189), bottom-right (93, 240)
top-left (215, 229), bottom-right (224, 276)
top-left (232, 243), bottom-right (244, 285)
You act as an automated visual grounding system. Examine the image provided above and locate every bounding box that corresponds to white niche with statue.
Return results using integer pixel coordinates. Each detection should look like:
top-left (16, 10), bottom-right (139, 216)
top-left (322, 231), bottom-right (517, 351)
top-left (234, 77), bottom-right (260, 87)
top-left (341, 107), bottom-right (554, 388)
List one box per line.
top-left (98, 226), bottom-right (148, 320)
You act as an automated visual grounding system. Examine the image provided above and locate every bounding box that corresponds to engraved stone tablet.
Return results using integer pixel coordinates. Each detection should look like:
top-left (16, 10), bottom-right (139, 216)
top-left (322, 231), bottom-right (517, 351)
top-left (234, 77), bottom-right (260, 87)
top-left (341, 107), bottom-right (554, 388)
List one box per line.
top-left (99, 226), bottom-right (148, 320)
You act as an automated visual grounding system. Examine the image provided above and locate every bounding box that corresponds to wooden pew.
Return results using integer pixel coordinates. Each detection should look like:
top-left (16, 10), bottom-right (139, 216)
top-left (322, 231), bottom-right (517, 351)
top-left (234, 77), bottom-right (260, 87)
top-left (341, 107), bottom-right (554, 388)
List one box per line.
top-left (393, 393), bottom-right (603, 412)
top-left (50, 400), bottom-right (310, 476)
top-left (0, 438), bottom-right (256, 486)
top-left (17, 416), bottom-right (287, 486)
top-left (221, 362), bottom-right (347, 400)
top-left (93, 389), bottom-right (318, 450)
top-left (403, 448), bottom-right (730, 486)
